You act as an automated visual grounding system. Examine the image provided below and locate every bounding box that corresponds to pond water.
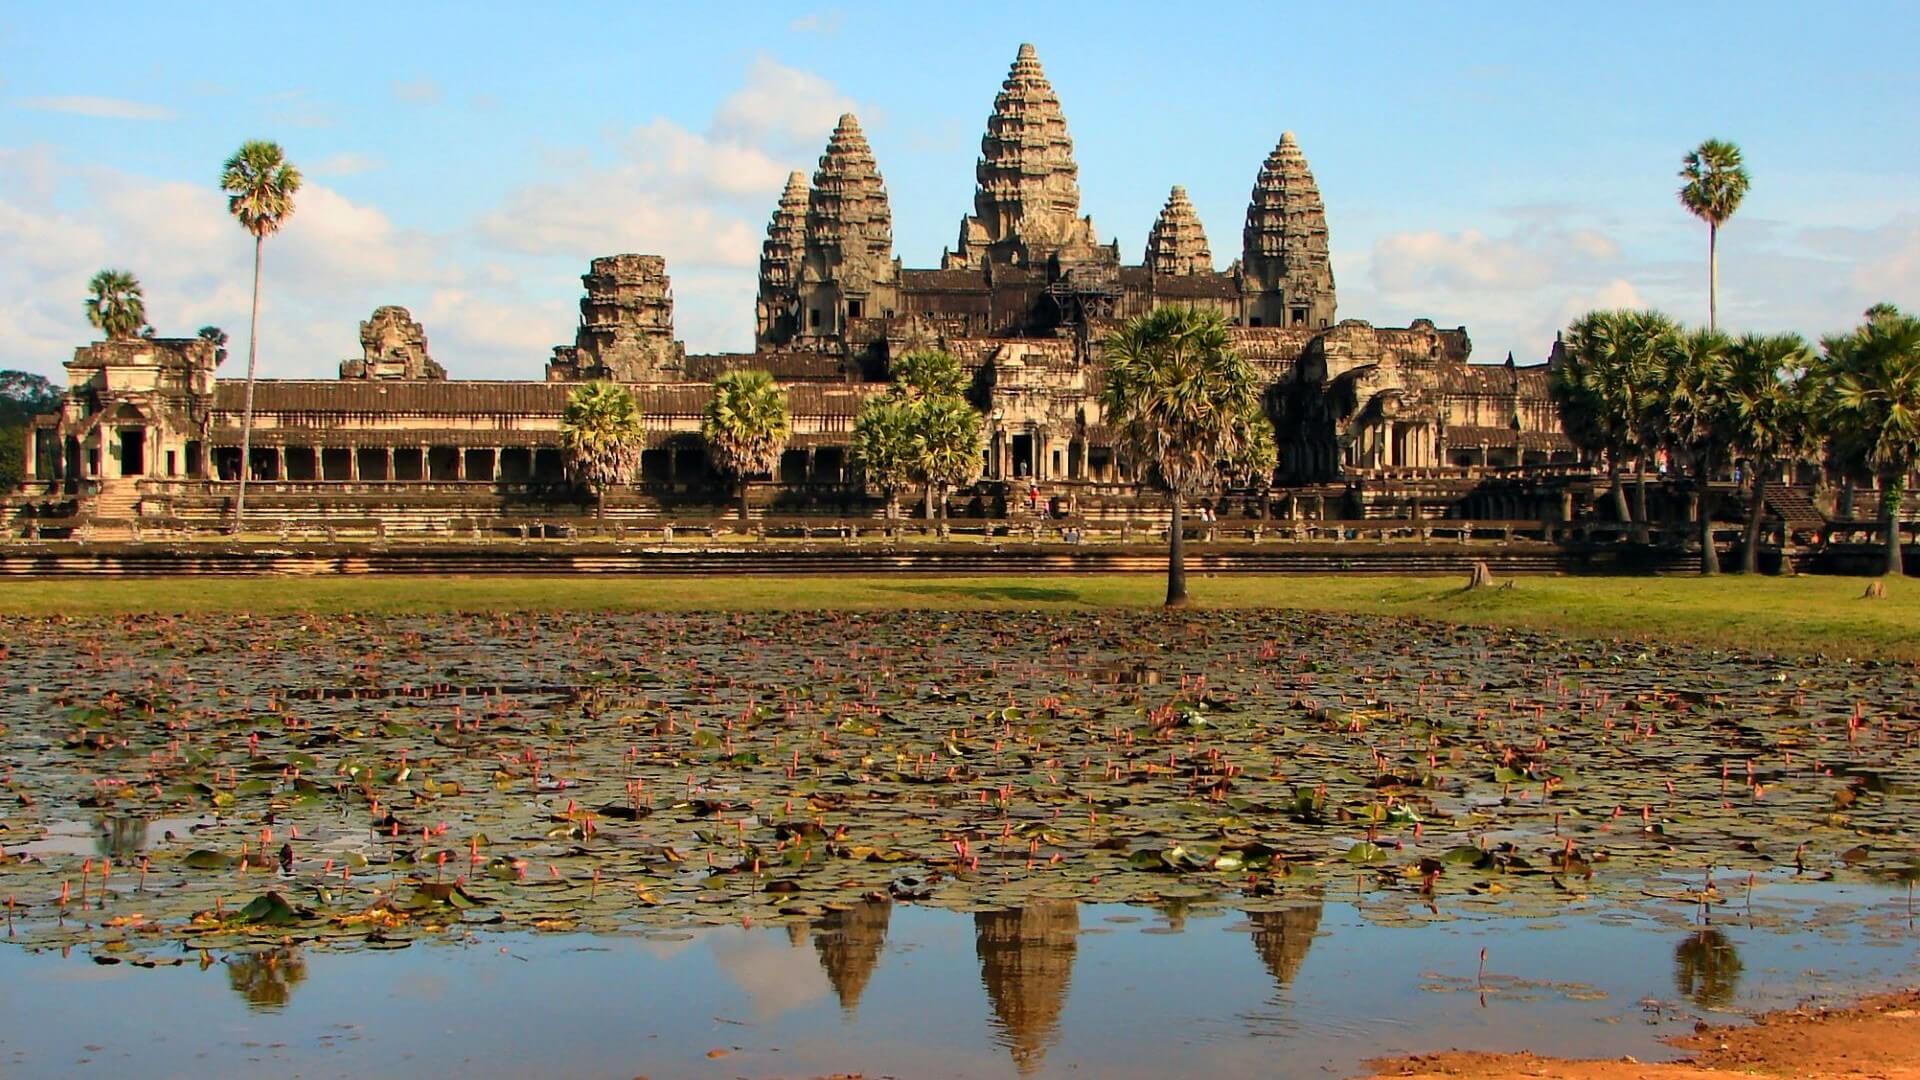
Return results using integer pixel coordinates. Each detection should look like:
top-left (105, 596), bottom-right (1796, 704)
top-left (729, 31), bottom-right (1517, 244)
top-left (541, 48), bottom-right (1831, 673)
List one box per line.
top-left (1, 608), bottom-right (1917, 1077)
top-left (2, 884), bottom-right (1915, 1079)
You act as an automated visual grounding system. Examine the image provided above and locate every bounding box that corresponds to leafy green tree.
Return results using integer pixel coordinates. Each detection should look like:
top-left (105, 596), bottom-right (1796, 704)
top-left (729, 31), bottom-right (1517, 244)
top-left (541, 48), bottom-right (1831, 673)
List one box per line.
top-left (1725, 332), bottom-right (1813, 573)
top-left (1821, 307), bottom-right (1920, 575)
top-left (1099, 306), bottom-right (1267, 607)
top-left (84, 270), bottom-right (146, 340)
top-left (1661, 328), bottom-right (1734, 573)
top-left (560, 382), bottom-right (645, 519)
top-left (701, 369), bottom-right (790, 523)
top-left (197, 325), bottom-right (230, 365)
top-left (890, 349), bottom-right (968, 400)
top-left (221, 139), bottom-right (302, 532)
top-left (0, 370), bottom-right (62, 490)
top-left (1679, 139), bottom-right (1750, 333)
top-left (913, 395), bottom-right (984, 520)
top-left (850, 396), bottom-right (918, 520)
top-left (1553, 309), bottom-right (1679, 542)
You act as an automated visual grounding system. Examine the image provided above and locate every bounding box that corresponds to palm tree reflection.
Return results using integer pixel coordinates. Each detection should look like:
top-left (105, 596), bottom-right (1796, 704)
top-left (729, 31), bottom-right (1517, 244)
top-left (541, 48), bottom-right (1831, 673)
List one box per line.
top-left (1674, 928), bottom-right (1743, 1009)
top-left (226, 947), bottom-right (308, 1011)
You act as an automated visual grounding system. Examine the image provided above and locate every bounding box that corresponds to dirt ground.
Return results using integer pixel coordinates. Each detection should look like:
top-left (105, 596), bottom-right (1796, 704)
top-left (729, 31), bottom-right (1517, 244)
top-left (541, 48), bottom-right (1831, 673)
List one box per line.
top-left (1368, 989), bottom-right (1920, 1079)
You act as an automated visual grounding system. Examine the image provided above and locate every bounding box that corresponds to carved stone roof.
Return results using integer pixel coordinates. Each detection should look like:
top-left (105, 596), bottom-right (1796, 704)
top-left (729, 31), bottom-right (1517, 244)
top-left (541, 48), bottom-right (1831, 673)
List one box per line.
top-left (213, 380), bottom-right (874, 420)
top-left (805, 114), bottom-right (894, 290)
top-left (946, 44), bottom-right (1100, 270)
top-left (1144, 186), bottom-right (1213, 275)
top-left (759, 171), bottom-right (809, 295)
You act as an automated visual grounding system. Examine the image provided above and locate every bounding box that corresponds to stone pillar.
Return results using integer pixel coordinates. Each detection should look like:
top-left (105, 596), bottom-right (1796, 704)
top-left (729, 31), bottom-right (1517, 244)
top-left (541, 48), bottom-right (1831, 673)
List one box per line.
top-left (454, 446), bottom-right (466, 481)
top-left (492, 448), bottom-right (504, 482)
top-left (274, 446), bottom-right (286, 483)
top-left (349, 446), bottom-right (360, 482)
top-left (385, 449), bottom-right (394, 482)
top-left (805, 447), bottom-right (817, 484)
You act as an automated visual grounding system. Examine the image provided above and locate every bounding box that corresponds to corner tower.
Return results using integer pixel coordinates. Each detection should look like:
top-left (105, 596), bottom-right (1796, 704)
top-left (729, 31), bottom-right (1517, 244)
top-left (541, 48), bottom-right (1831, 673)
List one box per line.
top-left (1241, 132), bottom-right (1336, 329)
top-left (1144, 185), bottom-right (1213, 276)
top-left (944, 43), bottom-right (1103, 270)
top-left (798, 114), bottom-right (898, 341)
top-left (755, 170), bottom-right (809, 347)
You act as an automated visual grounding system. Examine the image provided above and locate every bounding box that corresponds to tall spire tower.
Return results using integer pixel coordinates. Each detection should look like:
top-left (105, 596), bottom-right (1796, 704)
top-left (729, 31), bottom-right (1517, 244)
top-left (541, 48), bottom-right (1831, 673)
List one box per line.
top-left (944, 43), bottom-right (1103, 270)
top-left (1144, 185), bottom-right (1213, 276)
top-left (755, 171), bottom-right (809, 346)
top-left (1240, 132), bottom-right (1336, 329)
top-left (799, 114), bottom-right (897, 339)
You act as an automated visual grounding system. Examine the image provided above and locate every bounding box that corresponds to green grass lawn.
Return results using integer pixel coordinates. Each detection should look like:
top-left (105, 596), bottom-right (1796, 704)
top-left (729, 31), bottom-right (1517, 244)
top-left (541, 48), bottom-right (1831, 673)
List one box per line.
top-left (1, 571), bottom-right (1913, 660)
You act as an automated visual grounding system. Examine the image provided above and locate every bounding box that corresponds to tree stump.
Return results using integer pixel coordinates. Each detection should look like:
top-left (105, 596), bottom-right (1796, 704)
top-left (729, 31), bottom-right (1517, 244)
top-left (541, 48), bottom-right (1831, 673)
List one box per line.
top-left (1467, 560), bottom-right (1496, 590)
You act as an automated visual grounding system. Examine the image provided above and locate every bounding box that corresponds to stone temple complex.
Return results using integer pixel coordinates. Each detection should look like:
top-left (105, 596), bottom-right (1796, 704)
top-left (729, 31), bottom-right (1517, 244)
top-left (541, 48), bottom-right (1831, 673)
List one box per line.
top-left (11, 43), bottom-right (1573, 536)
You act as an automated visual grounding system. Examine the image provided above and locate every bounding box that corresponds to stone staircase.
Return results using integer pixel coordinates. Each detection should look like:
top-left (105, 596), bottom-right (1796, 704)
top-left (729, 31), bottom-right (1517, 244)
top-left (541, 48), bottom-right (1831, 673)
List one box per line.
top-left (79, 487), bottom-right (143, 539)
top-left (1764, 488), bottom-right (1827, 539)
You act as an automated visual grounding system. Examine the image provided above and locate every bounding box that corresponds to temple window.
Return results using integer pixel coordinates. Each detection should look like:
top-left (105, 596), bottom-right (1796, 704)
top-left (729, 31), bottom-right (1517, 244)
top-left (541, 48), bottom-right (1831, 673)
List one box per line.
top-left (1291, 307), bottom-right (1307, 326)
top-left (1249, 316), bottom-right (1263, 327)
top-left (809, 308), bottom-right (822, 329)
top-left (847, 299), bottom-right (863, 319)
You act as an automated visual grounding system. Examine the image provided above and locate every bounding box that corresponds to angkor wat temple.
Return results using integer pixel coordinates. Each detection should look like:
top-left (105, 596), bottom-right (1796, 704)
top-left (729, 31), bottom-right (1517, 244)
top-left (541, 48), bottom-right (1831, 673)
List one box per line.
top-left (12, 44), bottom-right (1573, 537)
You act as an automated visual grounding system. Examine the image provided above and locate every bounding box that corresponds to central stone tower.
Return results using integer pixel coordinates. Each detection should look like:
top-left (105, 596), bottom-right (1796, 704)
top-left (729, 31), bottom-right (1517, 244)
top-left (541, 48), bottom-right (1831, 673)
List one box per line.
top-left (944, 43), bottom-right (1103, 270)
top-left (1240, 132), bottom-right (1336, 329)
top-left (796, 114), bottom-right (898, 343)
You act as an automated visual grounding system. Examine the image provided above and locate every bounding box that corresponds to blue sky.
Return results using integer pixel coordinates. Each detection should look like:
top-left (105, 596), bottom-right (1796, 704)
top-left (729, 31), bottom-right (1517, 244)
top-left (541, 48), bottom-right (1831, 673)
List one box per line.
top-left (3, 1), bottom-right (1917, 380)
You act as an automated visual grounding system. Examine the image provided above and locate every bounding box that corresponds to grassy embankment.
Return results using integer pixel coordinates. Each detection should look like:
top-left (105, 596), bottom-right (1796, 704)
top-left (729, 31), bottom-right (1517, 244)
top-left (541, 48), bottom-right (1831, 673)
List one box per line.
top-left (0, 573), bottom-right (1912, 660)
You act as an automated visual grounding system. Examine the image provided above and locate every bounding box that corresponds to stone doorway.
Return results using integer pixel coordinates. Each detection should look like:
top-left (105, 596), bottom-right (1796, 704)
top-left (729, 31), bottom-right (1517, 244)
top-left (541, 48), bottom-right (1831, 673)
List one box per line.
top-left (118, 428), bottom-right (145, 477)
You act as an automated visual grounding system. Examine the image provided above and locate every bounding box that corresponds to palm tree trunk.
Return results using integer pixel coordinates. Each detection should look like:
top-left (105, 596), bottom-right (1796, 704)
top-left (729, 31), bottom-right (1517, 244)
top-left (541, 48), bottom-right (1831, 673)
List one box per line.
top-left (1697, 451), bottom-right (1719, 575)
top-left (1608, 455), bottom-right (1630, 534)
top-left (1708, 222), bottom-right (1719, 334)
top-left (924, 483), bottom-right (934, 521)
top-left (1840, 478), bottom-right (1856, 518)
top-left (1165, 489), bottom-right (1189, 608)
top-left (1884, 472), bottom-right (1907, 577)
top-left (1631, 457), bottom-right (1650, 544)
top-left (233, 234), bottom-right (264, 533)
top-left (1741, 458), bottom-right (1768, 574)
top-left (738, 479), bottom-right (750, 523)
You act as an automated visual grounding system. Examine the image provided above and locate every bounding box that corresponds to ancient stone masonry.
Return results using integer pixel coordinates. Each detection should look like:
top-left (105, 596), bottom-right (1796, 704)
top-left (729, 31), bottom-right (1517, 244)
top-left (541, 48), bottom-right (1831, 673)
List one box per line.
top-left (755, 171), bottom-right (810, 347)
top-left (339, 306), bottom-right (445, 381)
top-left (1145, 186), bottom-right (1213, 276)
top-left (945, 43), bottom-right (1106, 272)
top-left (546, 254), bottom-right (684, 381)
top-left (1242, 132), bottom-right (1337, 330)
top-left (796, 114), bottom-right (899, 344)
top-left (17, 38), bottom-right (1582, 534)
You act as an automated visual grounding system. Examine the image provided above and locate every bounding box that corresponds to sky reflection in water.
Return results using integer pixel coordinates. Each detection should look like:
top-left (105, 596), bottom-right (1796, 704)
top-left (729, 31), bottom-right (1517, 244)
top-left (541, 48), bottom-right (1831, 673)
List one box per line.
top-left (1, 885), bottom-right (1915, 1079)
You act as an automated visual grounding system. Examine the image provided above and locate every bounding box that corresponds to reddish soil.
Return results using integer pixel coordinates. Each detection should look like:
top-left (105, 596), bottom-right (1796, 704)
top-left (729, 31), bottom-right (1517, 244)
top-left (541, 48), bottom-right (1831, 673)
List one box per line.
top-left (1368, 989), bottom-right (1920, 1079)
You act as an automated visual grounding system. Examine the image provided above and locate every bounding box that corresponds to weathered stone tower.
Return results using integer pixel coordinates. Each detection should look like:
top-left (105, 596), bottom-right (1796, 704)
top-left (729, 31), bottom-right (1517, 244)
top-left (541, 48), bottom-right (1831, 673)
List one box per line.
top-left (1144, 185), bottom-right (1213, 276)
top-left (1241, 132), bottom-right (1336, 329)
top-left (797, 114), bottom-right (898, 342)
top-left (546, 254), bottom-right (684, 380)
top-left (755, 171), bottom-right (810, 347)
top-left (340, 306), bottom-right (445, 380)
top-left (945, 43), bottom-right (1104, 271)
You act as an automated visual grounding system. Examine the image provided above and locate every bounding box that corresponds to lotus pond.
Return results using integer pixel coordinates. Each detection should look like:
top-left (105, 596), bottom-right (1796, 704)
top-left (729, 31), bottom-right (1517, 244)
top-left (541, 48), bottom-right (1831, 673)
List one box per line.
top-left (1, 608), bottom-right (1917, 1075)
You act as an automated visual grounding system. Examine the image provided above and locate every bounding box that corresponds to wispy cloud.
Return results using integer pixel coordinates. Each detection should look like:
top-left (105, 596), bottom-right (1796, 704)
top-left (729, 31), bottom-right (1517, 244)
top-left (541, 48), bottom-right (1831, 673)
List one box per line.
top-left (391, 78), bottom-right (442, 105)
top-left (308, 151), bottom-right (385, 177)
top-left (788, 9), bottom-right (843, 34)
top-left (16, 95), bottom-right (175, 121)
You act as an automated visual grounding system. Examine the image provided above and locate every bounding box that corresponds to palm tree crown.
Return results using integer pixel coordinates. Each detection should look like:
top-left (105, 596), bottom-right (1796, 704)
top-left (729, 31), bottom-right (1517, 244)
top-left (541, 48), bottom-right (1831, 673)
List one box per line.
top-left (85, 269), bottom-right (147, 340)
top-left (1821, 307), bottom-right (1920, 574)
top-left (850, 396), bottom-right (918, 517)
top-left (221, 141), bottom-right (303, 238)
top-left (1678, 139), bottom-right (1750, 228)
top-left (914, 395), bottom-right (985, 495)
top-left (1099, 306), bottom-right (1266, 496)
top-left (891, 349), bottom-right (968, 400)
top-left (702, 370), bottom-right (791, 480)
top-left (560, 382), bottom-right (646, 506)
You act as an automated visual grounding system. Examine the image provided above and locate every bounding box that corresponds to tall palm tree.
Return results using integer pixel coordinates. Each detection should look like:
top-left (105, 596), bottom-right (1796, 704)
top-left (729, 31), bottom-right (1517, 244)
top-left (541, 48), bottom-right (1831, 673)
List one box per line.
top-left (1099, 306), bottom-right (1266, 607)
top-left (560, 381), bottom-right (646, 519)
top-left (1725, 332), bottom-right (1813, 573)
top-left (1553, 309), bottom-right (1678, 542)
top-left (196, 325), bottom-right (230, 365)
top-left (849, 395), bottom-right (918, 520)
top-left (220, 140), bottom-right (302, 532)
top-left (1679, 139), bottom-right (1750, 333)
top-left (84, 270), bottom-right (146, 340)
top-left (1662, 327), bottom-right (1733, 573)
top-left (700, 369), bottom-right (790, 523)
top-left (1822, 307), bottom-right (1920, 576)
top-left (913, 395), bottom-right (984, 521)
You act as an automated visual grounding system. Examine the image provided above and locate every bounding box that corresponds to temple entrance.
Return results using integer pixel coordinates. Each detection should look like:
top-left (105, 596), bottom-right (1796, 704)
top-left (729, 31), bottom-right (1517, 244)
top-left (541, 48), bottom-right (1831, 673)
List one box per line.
top-left (118, 428), bottom-right (145, 477)
top-left (1012, 433), bottom-right (1034, 479)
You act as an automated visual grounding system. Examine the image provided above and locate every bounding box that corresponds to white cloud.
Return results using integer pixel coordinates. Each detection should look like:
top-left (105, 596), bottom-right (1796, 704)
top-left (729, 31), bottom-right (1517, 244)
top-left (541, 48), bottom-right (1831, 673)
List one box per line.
top-left (788, 10), bottom-right (844, 34)
top-left (713, 55), bottom-right (859, 150)
top-left (307, 151), bottom-right (384, 177)
top-left (391, 79), bottom-right (442, 105)
top-left (15, 95), bottom-right (175, 120)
